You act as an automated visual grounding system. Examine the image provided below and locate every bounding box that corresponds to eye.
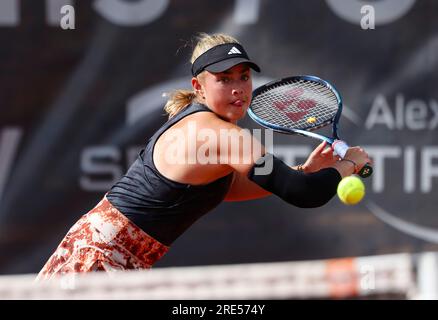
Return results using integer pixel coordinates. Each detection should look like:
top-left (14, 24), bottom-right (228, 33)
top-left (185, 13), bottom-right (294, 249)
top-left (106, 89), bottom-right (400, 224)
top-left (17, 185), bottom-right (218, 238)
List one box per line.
top-left (219, 77), bottom-right (230, 83)
top-left (241, 74), bottom-right (250, 81)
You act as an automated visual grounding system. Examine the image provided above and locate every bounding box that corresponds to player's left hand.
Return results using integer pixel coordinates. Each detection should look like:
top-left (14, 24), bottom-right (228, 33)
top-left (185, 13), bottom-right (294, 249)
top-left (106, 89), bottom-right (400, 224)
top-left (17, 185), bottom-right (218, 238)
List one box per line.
top-left (301, 141), bottom-right (340, 173)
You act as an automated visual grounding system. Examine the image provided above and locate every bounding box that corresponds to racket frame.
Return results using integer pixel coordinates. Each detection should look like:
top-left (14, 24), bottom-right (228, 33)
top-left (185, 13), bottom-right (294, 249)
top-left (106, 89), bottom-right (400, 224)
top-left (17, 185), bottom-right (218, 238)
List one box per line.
top-left (247, 75), bottom-right (373, 178)
top-left (248, 75), bottom-right (342, 142)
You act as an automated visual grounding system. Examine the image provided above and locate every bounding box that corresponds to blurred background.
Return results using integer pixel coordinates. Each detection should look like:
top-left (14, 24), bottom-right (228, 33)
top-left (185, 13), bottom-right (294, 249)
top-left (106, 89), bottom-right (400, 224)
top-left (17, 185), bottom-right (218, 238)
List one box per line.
top-left (0, 0), bottom-right (437, 299)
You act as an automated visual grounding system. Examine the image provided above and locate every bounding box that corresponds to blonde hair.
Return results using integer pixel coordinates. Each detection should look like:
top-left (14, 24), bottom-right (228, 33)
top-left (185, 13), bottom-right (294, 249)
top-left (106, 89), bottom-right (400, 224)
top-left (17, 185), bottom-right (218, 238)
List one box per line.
top-left (164, 33), bottom-right (240, 118)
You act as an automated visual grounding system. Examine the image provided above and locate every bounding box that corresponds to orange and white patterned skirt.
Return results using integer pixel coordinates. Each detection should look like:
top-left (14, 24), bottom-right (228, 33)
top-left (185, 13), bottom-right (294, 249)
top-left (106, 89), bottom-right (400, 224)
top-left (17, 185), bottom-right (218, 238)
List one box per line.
top-left (36, 195), bottom-right (169, 281)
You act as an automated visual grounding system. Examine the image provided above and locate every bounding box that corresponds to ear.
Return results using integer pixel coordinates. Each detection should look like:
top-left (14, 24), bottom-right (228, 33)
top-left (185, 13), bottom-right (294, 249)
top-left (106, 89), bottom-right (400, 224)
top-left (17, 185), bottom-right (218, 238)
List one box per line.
top-left (192, 76), bottom-right (205, 99)
top-left (191, 77), bottom-right (202, 91)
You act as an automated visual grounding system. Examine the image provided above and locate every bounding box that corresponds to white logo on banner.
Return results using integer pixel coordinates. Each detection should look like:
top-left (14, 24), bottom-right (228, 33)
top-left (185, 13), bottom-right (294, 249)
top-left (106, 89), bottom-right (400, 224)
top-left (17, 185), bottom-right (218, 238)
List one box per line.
top-left (326, 0), bottom-right (416, 26)
top-left (0, 0), bottom-right (170, 27)
top-left (362, 92), bottom-right (438, 243)
top-left (79, 76), bottom-right (275, 191)
top-left (0, 0), bottom-right (417, 27)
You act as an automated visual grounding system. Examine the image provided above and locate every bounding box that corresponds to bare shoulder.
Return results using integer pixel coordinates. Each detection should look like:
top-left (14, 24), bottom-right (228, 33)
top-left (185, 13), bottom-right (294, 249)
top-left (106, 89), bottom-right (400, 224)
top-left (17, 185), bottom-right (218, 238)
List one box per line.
top-left (189, 111), bottom-right (241, 131)
top-left (153, 111), bottom-right (235, 186)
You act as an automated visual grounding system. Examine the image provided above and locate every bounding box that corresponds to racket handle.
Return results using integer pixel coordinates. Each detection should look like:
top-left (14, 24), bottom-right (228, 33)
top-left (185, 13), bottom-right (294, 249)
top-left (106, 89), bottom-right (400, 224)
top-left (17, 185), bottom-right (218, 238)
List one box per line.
top-left (332, 140), bottom-right (373, 178)
top-left (358, 164), bottom-right (373, 178)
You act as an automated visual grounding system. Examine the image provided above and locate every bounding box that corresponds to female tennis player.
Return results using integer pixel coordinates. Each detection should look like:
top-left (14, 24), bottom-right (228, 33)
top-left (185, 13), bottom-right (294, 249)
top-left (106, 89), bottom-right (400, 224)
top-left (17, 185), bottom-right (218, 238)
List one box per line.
top-left (36, 33), bottom-right (371, 280)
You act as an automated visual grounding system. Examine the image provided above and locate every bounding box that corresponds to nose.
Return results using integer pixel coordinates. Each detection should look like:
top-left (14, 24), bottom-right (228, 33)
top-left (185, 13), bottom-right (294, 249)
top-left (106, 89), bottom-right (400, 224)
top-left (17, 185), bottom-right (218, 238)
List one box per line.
top-left (232, 88), bottom-right (244, 95)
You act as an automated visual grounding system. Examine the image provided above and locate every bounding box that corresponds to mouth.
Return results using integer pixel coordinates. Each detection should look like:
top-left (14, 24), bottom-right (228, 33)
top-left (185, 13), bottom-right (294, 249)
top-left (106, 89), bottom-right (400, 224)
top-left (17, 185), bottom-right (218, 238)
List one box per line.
top-left (231, 99), bottom-right (247, 107)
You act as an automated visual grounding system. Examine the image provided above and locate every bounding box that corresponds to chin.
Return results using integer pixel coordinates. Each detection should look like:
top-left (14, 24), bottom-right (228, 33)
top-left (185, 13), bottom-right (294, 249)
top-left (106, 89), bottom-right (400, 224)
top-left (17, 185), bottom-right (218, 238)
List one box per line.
top-left (226, 111), bottom-right (246, 123)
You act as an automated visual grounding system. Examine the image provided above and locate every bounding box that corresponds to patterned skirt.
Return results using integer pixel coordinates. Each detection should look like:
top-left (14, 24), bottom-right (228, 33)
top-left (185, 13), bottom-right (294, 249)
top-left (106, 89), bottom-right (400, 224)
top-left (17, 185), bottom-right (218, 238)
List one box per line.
top-left (36, 195), bottom-right (169, 281)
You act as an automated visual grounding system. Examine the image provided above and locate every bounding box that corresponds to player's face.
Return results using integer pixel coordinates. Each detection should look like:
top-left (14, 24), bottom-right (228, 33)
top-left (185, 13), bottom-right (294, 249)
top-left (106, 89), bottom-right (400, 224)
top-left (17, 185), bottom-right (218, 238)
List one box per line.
top-left (196, 64), bottom-right (253, 123)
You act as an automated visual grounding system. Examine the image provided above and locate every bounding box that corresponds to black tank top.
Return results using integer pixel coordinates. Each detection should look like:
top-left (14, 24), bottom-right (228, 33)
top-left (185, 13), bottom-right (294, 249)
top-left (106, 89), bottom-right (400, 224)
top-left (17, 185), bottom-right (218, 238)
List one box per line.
top-left (106, 103), bottom-right (234, 246)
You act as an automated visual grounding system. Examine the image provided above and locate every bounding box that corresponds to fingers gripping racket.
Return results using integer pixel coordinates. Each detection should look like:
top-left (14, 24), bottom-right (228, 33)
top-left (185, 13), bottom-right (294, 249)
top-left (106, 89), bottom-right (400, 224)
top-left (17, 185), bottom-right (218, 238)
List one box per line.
top-left (247, 75), bottom-right (373, 178)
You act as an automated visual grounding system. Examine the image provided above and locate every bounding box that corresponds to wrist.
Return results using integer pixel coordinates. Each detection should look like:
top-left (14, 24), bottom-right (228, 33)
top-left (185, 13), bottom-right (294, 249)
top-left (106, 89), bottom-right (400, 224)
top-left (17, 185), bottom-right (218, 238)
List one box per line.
top-left (341, 158), bottom-right (358, 174)
top-left (332, 159), bottom-right (356, 178)
top-left (297, 163), bottom-right (311, 174)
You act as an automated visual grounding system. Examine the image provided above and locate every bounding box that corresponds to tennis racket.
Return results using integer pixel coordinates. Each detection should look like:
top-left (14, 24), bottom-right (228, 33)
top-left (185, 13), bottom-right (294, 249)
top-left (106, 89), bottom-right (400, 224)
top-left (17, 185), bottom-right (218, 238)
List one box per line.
top-left (247, 75), bottom-right (373, 178)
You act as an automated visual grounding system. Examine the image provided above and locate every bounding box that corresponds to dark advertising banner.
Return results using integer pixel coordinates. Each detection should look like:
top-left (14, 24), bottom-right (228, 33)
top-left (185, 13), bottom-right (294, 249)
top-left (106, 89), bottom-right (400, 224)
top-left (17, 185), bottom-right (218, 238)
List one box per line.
top-left (0, 0), bottom-right (437, 274)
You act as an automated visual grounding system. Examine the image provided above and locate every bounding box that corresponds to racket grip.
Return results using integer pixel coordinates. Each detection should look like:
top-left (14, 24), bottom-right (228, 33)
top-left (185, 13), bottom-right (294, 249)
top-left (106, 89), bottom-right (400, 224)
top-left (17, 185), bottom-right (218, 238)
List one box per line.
top-left (358, 164), bottom-right (373, 178)
top-left (332, 140), bottom-right (348, 158)
top-left (332, 140), bottom-right (373, 178)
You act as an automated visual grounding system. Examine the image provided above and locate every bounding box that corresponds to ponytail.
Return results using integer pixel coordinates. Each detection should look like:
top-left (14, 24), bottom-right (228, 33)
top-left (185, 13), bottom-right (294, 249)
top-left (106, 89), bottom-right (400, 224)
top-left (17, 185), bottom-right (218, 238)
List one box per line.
top-left (164, 89), bottom-right (196, 119)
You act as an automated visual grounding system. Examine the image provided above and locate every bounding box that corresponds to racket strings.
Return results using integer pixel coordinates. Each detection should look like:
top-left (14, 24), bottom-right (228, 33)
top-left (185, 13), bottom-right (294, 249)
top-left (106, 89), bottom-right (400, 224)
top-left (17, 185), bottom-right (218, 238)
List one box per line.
top-left (254, 81), bottom-right (336, 126)
top-left (251, 79), bottom-right (339, 130)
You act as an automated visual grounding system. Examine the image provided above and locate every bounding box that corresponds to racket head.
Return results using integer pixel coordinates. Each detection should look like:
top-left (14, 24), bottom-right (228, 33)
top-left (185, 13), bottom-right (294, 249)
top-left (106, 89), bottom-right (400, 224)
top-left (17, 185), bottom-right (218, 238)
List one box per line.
top-left (248, 75), bottom-right (343, 139)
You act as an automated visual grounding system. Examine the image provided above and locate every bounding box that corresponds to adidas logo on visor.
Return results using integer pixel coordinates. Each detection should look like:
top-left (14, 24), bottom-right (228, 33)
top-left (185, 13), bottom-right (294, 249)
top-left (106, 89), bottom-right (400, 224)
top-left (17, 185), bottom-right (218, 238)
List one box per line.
top-left (228, 46), bottom-right (242, 55)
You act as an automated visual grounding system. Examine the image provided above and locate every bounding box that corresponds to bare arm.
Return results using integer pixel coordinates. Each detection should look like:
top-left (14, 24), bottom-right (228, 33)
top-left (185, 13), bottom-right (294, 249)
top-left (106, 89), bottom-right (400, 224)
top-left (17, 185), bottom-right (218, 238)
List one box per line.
top-left (214, 118), bottom-right (370, 204)
top-left (224, 172), bottom-right (272, 202)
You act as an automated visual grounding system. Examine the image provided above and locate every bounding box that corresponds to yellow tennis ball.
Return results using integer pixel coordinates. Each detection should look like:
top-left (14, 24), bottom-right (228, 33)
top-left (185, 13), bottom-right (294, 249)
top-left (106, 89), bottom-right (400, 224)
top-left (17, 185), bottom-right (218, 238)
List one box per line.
top-left (337, 176), bottom-right (365, 205)
top-left (307, 117), bottom-right (317, 124)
